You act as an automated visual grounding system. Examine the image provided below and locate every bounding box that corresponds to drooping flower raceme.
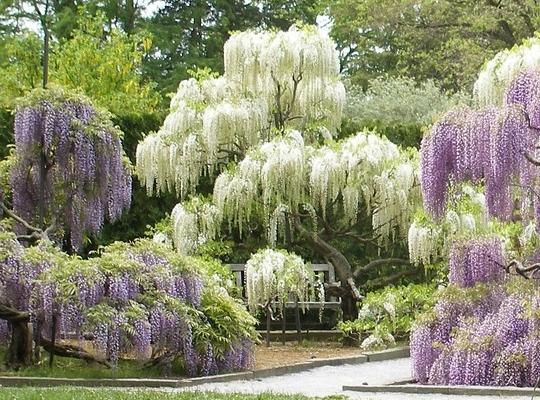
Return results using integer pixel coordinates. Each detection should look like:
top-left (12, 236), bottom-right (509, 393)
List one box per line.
top-left (245, 248), bottom-right (321, 315)
top-left (474, 36), bottom-right (540, 106)
top-left (420, 100), bottom-right (539, 222)
top-left (136, 26), bottom-right (345, 199)
top-left (10, 87), bottom-right (132, 250)
top-left (171, 130), bottom-right (419, 254)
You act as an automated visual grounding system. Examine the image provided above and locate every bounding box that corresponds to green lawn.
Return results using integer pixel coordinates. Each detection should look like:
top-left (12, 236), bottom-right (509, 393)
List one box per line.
top-left (0, 388), bottom-right (348, 400)
top-left (0, 358), bottom-right (167, 379)
top-left (0, 347), bottom-right (184, 379)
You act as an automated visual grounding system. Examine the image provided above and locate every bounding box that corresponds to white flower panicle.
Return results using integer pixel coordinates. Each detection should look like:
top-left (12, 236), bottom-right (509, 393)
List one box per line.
top-left (245, 248), bottom-right (321, 314)
top-left (172, 129), bottom-right (419, 254)
top-left (136, 25), bottom-right (345, 199)
top-left (171, 200), bottom-right (222, 255)
top-left (408, 222), bottom-right (442, 266)
top-left (408, 185), bottom-right (491, 265)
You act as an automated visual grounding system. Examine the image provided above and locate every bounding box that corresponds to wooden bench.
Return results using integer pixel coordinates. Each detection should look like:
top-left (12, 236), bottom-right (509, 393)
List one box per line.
top-left (227, 263), bottom-right (342, 309)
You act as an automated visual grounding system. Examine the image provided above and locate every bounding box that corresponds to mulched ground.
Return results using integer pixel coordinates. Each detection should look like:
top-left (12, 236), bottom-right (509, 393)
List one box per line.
top-left (253, 342), bottom-right (363, 370)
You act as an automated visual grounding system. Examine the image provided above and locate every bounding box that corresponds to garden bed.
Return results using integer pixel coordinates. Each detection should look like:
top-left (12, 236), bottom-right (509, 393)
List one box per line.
top-left (0, 341), bottom-right (366, 379)
top-left (254, 341), bottom-right (363, 370)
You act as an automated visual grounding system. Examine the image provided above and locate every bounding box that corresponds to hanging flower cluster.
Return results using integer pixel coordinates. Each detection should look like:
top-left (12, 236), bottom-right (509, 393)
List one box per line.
top-left (412, 37), bottom-right (540, 388)
top-left (421, 70), bottom-right (540, 222)
top-left (10, 87), bottom-right (132, 250)
top-left (0, 233), bottom-right (256, 375)
top-left (136, 26), bottom-right (345, 199)
top-left (410, 237), bottom-right (540, 387)
top-left (408, 222), bottom-right (442, 266)
top-left (171, 130), bottom-right (418, 254)
top-left (448, 238), bottom-right (505, 288)
top-left (224, 27), bottom-right (345, 130)
top-left (171, 199), bottom-right (222, 255)
top-left (244, 248), bottom-right (320, 315)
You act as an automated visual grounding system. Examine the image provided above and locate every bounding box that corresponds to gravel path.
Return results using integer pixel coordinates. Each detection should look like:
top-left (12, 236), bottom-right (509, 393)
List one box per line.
top-left (188, 358), bottom-right (410, 397)
top-left (178, 357), bottom-right (535, 400)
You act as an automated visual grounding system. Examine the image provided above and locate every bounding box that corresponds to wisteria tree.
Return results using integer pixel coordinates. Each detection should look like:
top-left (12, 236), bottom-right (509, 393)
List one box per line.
top-left (410, 36), bottom-right (540, 386)
top-left (137, 27), bottom-right (420, 321)
top-left (0, 232), bottom-right (256, 372)
top-left (7, 87), bottom-right (132, 251)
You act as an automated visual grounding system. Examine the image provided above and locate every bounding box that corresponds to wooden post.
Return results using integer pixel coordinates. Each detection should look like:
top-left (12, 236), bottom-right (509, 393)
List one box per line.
top-left (294, 296), bottom-right (302, 344)
top-left (281, 302), bottom-right (286, 345)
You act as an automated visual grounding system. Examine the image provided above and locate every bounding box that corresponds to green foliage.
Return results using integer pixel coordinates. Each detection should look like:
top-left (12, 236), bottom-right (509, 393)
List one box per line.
top-left (0, 108), bottom-right (13, 159)
top-left (338, 283), bottom-right (437, 349)
top-left (0, 388), bottom-right (331, 400)
top-left (143, 0), bottom-right (322, 95)
top-left (342, 77), bottom-right (470, 148)
top-left (327, 0), bottom-right (538, 92)
top-left (0, 147), bottom-right (14, 196)
top-left (345, 77), bottom-right (470, 127)
top-left (198, 289), bottom-right (259, 355)
top-left (0, 32), bottom-right (42, 109)
top-left (51, 11), bottom-right (161, 117)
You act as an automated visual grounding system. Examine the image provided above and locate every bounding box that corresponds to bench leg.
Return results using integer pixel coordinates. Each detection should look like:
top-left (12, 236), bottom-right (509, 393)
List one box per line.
top-left (294, 297), bottom-right (302, 344)
top-left (266, 305), bottom-right (271, 347)
top-left (281, 303), bottom-right (286, 345)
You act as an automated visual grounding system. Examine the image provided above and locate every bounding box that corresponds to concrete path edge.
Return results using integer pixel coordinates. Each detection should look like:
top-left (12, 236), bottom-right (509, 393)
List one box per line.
top-left (343, 383), bottom-right (540, 397)
top-left (0, 346), bottom-right (409, 389)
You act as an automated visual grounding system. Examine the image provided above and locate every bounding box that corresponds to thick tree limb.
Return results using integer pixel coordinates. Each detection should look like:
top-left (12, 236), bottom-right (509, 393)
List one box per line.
top-left (0, 304), bottom-right (30, 322)
top-left (524, 151), bottom-right (540, 166)
top-left (324, 283), bottom-right (348, 298)
top-left (39, 337), bottom-right (112, 368)
top-left (505, 259), bottom-right (540, 279)
top-left (365, 269), bottom-right (418, 289)
top-left (1, 201), bottom-right (56, 242)
top-left (294, 221), bottom-right (360, 298)
top-left (0, 202), bottom-right (42, 233)
top-left (353, 258), bottom-right (410, 278)
top-left (293, 217), bottom-right (360, 320)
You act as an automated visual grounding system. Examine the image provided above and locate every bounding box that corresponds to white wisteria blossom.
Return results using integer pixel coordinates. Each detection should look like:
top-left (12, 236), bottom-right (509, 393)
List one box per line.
top-left (474, 36), bottom-right (540, 106)
top-left (172, 129), bottom-right (419, 253)
top-left (407, 185), bottom-right (495, 265)
top-left (171, 199), bottom-right (222, 255)
top-left (407, 222), bottom-right (442, 266)
top-left (245, 248), bottom-right (319, 314)
top-left (136, 25), bottom-right (345, 198)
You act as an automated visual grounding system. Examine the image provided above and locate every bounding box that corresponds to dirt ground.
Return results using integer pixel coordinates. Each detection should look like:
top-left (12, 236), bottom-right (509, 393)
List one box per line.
top-left (253, 341), bottom-right (363, 370)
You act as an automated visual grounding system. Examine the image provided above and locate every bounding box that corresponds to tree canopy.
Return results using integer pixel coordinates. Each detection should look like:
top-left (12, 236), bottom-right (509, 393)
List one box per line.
top-left (326, 0), bottom-right (539, 92)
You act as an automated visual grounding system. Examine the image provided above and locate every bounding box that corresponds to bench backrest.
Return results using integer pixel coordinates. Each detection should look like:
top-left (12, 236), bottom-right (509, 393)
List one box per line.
top-left (227, 263), bottom-right (338, 301)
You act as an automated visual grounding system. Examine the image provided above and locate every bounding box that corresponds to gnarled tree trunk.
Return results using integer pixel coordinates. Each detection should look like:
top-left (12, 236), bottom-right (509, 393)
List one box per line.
top-left (295, 223), bottom-right (360, 321)
top-left (0, 304), bottom-right (32, 369)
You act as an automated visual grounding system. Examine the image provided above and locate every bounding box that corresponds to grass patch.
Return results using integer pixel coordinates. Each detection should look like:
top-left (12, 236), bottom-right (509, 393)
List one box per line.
top-left (0, 347), bottom-right (185, 379)
top-left (0, 388), bottom-right (347, 400)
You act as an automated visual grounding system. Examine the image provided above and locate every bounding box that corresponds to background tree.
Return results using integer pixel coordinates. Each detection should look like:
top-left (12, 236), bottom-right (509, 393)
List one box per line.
top-left (143, 0), bottom-right (323, 95)
top-left (342, 76), bottom-right (471, 148)
top-left (326, 0), bottom-right (539, 92)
